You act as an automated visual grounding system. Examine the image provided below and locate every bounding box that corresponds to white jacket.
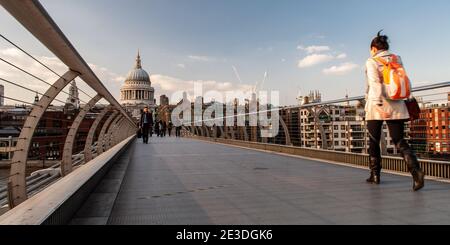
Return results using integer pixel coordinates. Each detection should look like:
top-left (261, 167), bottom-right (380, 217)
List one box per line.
top-left (365, 50), bottom-right (410, 121)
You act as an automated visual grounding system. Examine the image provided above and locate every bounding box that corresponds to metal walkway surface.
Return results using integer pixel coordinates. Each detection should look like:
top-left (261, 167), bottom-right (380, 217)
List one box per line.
top-left (75, 137), bottom-right (450, 225)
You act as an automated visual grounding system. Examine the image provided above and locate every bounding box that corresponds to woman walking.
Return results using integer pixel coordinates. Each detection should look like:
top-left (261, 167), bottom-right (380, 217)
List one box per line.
top-left (365, 31), bottom-right (425, 191)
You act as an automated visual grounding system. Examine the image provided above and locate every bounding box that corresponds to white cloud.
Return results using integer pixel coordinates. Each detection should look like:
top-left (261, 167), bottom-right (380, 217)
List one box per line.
top-left (151, 74), bottom-right (254, 103)
top-left (0, 48), bottom-right (67, 98)
top-left (337, 53), bottom-right (347, 59)
top-left (0, 47), bottom-right (254, 106)
top-left (298, 54), bottom-right (334, 68)
top-left (307, 33), bottom-right (326, 39)
top-left (188, 55), bottom-right (213, 62)
top-left (113, 76), bottom-right (126, 83)
top-left (323, 63), bottom-right (359, 75)
top-left (176, 64), bottom-right (186, 69)
top-left (0, 47), bottom-right (126, 104)
top-left (297, 45), bottom-right (331, 54)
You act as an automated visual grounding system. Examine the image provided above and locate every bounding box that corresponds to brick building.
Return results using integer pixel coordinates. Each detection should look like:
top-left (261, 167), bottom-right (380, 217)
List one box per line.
top-left (0, 105), bottom-right (102, 161)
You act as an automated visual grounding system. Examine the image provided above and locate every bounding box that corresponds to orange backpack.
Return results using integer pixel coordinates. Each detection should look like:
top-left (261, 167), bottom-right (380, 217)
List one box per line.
top-left (374, 55), bottom-right (411, 100)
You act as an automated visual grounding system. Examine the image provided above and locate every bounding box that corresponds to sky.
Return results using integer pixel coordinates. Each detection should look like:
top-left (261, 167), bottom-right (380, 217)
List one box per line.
top-left (1, 0), bottom-right (450, 106)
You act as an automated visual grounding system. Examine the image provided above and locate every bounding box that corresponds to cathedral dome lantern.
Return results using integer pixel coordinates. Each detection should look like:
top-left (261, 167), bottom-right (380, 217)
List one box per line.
top-left (125, 52), bottom-right (151, 83)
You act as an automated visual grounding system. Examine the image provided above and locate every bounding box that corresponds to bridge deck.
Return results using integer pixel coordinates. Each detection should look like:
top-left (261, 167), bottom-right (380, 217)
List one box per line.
top-left (72, 137), bottom-right (450, 225)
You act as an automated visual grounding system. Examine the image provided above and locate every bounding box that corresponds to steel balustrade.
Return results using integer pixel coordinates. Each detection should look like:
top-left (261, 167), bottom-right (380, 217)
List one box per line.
top-left (84, 106), bottom-right (113, 162)
top-left (97, 111), bottom-right (120, 155)
top-left (183, 82), bottom-right (450, 179)
top-left (7, 71), bottom-right (79, 206)
top-left (61, 94), bottom-right (102, 176)
top-left (0, 0), bottom-right (137, 208)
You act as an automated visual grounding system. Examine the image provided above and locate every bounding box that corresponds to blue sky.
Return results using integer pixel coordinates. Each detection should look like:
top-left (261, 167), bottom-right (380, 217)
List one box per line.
top-left (1, 0), bottom-right (450, 105)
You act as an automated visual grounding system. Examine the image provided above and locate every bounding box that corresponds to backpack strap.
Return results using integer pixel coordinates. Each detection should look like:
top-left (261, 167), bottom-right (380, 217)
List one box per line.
top-left (373, 56), bottom-right (389, 66)
top-left (372, 56), bottom-right (390, 88)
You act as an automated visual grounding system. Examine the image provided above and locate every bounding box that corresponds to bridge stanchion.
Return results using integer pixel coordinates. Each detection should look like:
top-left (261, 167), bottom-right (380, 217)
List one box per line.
top-left (200, 126), bottom-right (206, 137)
top-left (104, 115), bottom-right (123, 151)
top-left (224, 126), bottom-right (229, 139)
top-left (279, 117), bottom-right (292, 146)
top-left (111, 119), bottom-right (123, 146)
top-left (62, 94), bottom-right (102, 176)
top-left (126, 124), bottom-right (136, 138)
top-left (107, 116), bottom-right (124, 150)
top-left (242, 126), bottom-right (249, 141)
top-left (7, 71), bottom-right (79, 208)
top-left (118, 122), bottom-right (126, 142)
top-left (118, 118), bottom-right (129, 143)
top-left (97, 111), bottom-right (119, 155)
top-left (259, 126), bottom-right (268, 143)
top-left (203, 125), bottom-right (210, 138)
top-left (107, 117), bottom-right (121, 149)
top-left (229, 126), bottom-right (236, 140)
top-left (251, 126), bottom-right (257, 142)
top-left (118, 122), bottom-right (127, 142)
top-left (193, 126), bottom-right (198, 136)
top-left (84, 105), bottom-right (113, 163)
top-left (126, 122), bottom-right (134, 139)
top-left (219, 126), bottom-right (225, 139)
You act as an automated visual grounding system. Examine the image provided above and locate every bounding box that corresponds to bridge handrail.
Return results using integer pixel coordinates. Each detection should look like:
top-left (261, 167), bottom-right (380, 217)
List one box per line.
top-left (0, 0), bottom-right (134, 124)
top-left (0, 0), bottom-right (138, 209)
top-left (0, 136), bottom-right (134, 225)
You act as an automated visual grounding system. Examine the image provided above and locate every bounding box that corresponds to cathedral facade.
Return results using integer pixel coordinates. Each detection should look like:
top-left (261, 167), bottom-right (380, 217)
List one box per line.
top-left (120, 52), bottom-right (156, 119)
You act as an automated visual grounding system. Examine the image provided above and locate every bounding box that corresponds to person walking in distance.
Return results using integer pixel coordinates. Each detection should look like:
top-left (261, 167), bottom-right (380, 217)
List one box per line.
top-left (168, 121), bottom-right (173, 137)
top-left (140, 107), bottom-right (153, 144)
top-left (175, 125), bottom-right (181, 137)
top-left (365, 31), bottom-right (424, 191)
top-left (161, 121), bottom-right (167, 137)
top-left (154, 119), bottom-right (160, 137)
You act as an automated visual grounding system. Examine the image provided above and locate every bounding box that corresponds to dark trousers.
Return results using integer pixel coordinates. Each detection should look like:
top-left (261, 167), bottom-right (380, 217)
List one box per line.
top-left (142, 124), bottom-right (150, 143)
top-left (367, 120), bottom-right (410, 159)
top-left (175, 127), bottom-right (181, 137)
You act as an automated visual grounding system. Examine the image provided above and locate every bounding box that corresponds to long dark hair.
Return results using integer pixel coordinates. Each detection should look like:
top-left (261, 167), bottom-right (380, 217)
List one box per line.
top-left (371, 30), bottom-right (389, 51)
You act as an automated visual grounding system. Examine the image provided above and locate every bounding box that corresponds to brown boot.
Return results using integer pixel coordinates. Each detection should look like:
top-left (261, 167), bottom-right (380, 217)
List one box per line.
top-left (367, 157), bottom-right (381, 185)
top-left (398, 140), bottom-right (425, 191)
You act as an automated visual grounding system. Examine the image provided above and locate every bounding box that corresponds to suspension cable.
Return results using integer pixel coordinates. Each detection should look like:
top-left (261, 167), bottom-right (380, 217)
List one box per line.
top-left (0, 34), bottom-right (62, 78)
top-left (0, 95), bottom-right (39, 106)
top-left (0, 77), bottom-right (66, 104)
top-left (0, 57), bottom-right (90, 104)
top-left (0, 34), bottom-right (94, 100)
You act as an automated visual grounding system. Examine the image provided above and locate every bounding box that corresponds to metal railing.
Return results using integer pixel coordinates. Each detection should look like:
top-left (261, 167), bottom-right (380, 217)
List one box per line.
top-left (180, 81), bottom-right (450, 179)
top-left (0, 0), bottom-right (137, 210)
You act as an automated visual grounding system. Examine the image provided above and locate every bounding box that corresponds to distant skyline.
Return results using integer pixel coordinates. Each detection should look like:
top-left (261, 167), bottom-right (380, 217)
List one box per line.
top-left (1, 0), bottom-right (450, 106)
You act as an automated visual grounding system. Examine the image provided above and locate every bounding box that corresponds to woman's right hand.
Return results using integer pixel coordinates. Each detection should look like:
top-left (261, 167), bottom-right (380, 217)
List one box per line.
top-left (375, 106), bottom-right (392, 119)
